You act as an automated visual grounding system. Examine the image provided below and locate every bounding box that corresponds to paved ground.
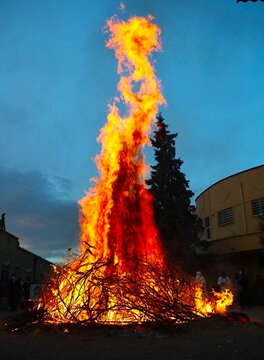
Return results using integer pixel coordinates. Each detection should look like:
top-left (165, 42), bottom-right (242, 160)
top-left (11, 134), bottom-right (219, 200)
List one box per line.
top-left (1, 298), bottom-right (264, 360)
top-left (0, 310), bottom-right (264, 360)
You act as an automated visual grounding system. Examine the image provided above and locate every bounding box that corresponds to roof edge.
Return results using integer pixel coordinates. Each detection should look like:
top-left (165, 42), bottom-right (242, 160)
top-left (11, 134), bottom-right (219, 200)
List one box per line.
top-left (195, 164), bottom-right (264, 201)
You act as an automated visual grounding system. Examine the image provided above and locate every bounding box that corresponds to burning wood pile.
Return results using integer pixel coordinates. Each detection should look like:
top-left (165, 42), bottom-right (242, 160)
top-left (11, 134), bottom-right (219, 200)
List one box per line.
top-left (37, 15), bottom-right (233, 325)
top-left (39, 256), bottom-right (199, 324)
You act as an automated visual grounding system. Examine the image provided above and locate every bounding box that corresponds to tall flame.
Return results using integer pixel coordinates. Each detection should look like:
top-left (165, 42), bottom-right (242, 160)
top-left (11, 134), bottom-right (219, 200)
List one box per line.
top-left (40, 16), bottom-right (167, 324)
top-left (79, 16), bottom-right (165, 271)
top-left (39, 16), bottom-right (233, 324)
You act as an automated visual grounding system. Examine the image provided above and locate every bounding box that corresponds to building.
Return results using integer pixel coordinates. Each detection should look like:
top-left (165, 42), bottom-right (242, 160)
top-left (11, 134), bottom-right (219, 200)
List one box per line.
top-left (0, 227), bottom-right (51, 285)
top-left (195, 165), bottom-right (264, 282)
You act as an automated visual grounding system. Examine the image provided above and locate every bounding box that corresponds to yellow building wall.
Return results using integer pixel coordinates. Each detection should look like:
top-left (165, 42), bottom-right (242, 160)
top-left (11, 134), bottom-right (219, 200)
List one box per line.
top-left (196, 165), bottom-right (264, 254)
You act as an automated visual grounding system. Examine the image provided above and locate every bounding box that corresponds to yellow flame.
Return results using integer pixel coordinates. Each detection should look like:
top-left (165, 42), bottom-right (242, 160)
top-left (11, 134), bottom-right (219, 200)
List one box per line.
top-left (195, 285), bottom-right (233, 317)
top-left (39, 15), bottom-right (234, 325)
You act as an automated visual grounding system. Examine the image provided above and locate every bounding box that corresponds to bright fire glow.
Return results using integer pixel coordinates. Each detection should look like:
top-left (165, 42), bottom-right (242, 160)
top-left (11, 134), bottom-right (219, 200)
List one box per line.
top-left (195, 285), bottom-right (234, 317)
top-left (39, 15), bottom-right (233, 324)
top-left (79, 15), bottom-right (165, 271)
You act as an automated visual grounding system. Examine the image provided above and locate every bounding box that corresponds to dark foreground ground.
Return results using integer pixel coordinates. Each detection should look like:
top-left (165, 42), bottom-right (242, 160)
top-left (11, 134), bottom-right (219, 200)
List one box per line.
top-left (0, 309), bottom-right (264, 360)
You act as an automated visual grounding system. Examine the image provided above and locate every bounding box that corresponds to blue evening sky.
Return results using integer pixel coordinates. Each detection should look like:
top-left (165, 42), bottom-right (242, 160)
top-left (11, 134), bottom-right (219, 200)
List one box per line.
top-left (0, 0), bottom-right (263, 261)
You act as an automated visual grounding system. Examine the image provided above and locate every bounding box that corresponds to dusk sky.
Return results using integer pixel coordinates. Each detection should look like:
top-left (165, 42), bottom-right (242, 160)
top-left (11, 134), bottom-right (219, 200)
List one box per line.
top-left (0, 0), bottom-right (263, 263)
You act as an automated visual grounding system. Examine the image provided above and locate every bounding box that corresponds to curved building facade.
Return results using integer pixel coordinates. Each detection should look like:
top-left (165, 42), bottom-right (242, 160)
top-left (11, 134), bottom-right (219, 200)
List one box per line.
top-left (195, 165), bottom-right (264, 278)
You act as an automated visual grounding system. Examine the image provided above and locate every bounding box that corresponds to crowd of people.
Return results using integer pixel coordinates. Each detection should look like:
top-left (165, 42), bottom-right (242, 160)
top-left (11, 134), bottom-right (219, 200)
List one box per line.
top-left (194, 268), bottom-right (264, 307)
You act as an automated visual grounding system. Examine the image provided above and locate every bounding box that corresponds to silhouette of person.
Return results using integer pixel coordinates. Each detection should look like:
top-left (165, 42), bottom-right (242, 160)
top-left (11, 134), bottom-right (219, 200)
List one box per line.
top-left (0, 280), bottom-right (4, 306)
top-left (0, 213), bottom-right (6, 231)
top-left (235, 268), bottom-right (249, 307)
top-left (252, 275), bottom-right (264, 306)
top-left (23, 279), bottom-right (30, 303)
top-left (7, 275), bottom-right (20, 311)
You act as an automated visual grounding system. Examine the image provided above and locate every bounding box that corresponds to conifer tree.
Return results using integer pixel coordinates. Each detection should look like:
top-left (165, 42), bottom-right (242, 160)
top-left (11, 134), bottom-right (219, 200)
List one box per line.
top-left (146, 114), bottom-right (201, 268)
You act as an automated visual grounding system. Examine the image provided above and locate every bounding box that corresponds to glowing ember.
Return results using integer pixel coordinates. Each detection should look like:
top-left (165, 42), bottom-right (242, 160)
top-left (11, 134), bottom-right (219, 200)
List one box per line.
top-left (38, 15), bottom-right (233, 324)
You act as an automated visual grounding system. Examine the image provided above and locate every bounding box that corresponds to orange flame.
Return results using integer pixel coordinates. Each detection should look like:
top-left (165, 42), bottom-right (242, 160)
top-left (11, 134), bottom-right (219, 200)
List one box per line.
top-left (195, 285), bottom-right (234, 317)
top-left (78, 16), bottom-right (165, 271)
top-left (40, 16), bottom-right (166, 324)
top-left (39, 16), bottom-right (233, 324)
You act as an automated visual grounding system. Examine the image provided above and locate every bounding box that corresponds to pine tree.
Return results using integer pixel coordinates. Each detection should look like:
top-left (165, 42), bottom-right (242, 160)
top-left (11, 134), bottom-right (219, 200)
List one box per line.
top-left (146, 114), bottom-right (201, 268)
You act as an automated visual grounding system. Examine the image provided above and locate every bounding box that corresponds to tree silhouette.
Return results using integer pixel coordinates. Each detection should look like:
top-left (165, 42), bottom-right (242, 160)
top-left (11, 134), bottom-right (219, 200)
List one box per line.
top-left (146, 114), bottom-right (201, 270)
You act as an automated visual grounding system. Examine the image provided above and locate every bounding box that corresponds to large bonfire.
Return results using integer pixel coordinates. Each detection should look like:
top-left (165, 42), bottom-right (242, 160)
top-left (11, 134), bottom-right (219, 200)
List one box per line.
top-left (38, 16), bottom-right (233, 324)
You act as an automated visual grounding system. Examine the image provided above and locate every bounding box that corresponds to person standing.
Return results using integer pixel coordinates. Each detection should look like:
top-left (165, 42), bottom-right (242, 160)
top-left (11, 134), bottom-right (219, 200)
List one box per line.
top-left (195, 271), bottom-right (206, 289)
top-left (235, 268), bottom-right (249, 307)
top-left (252, 275), bottom-right (264, 306)
top-left (23, 278), bottom-right (30, 304)
top-left (217, 272), bottom-right (232, 292)
top-left (0, 280), bottom-right (4, 306)
top-left (7, 275), bottom-right (20, 311)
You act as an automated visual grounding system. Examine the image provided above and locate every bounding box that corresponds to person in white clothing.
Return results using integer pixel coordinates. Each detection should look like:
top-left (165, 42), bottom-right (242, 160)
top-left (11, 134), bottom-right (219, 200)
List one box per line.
top-left (217, 272), bottom-right (232, 291)
top-left (195, 271), bottom-right (206, 289)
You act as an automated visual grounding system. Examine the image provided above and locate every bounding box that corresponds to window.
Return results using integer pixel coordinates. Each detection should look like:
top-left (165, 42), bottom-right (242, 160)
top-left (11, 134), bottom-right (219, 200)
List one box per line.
top-left (251, 198), bottom-right (264, 216)
top-left (204, 216), bottom-right (211, 239)
top-left (218, 207), bottom-right (234, 226)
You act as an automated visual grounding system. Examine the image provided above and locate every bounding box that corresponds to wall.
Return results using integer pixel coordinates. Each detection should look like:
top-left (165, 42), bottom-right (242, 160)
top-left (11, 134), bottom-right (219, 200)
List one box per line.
top-left (195, 165), bottom-right (264, 285)
top-left (196, 165), bottom-right (264, 253)
top-left (0, 229), bottom-right (51, 284)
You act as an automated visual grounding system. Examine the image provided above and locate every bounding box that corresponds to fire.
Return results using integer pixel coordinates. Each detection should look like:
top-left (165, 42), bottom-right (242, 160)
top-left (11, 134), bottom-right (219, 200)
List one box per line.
top-left (195, 285), bottom-right (234, 317)
top-left (38, 15), bottom-right (233, 324)
top-left (78, 15), bottom-right (165, 271)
